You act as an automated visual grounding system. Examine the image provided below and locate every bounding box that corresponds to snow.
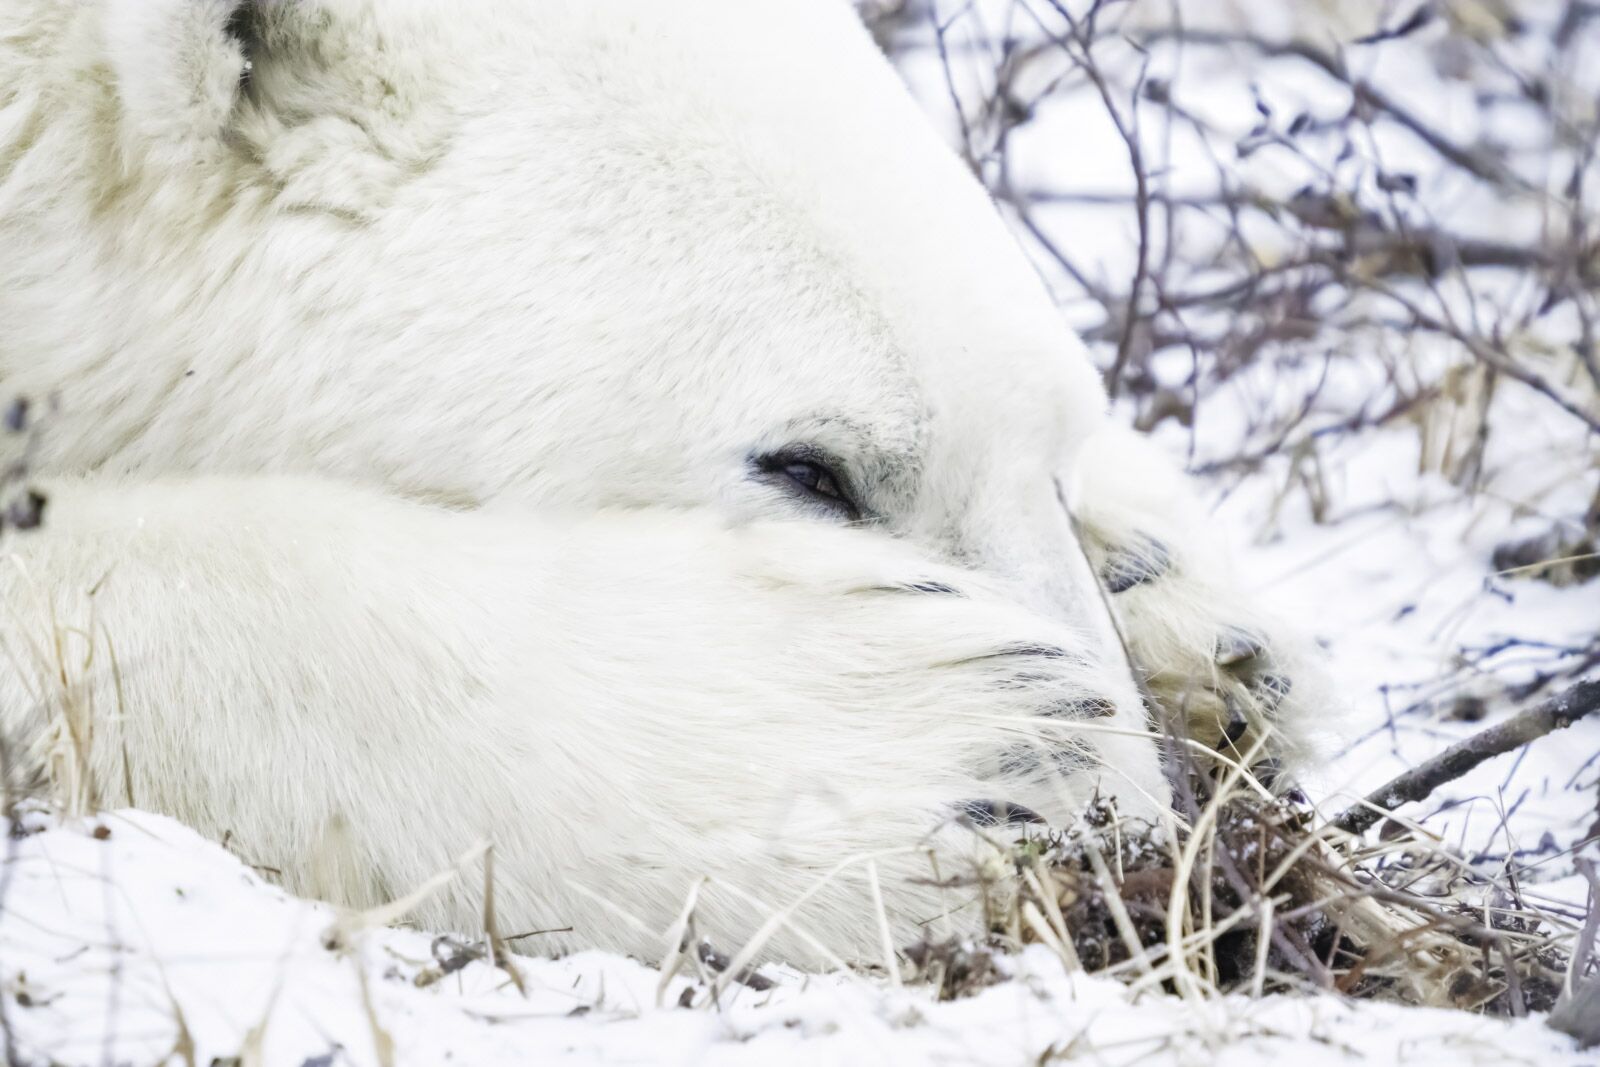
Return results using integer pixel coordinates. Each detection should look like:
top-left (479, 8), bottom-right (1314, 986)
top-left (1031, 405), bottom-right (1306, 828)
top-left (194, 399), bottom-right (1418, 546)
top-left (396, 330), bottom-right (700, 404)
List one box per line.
top-left (1224, 381), bottom-right (1600, 918)
top-left (4, 2), bottom-right (1598, 1063)
top-left (2, 811), bottom-right (1589, 1066)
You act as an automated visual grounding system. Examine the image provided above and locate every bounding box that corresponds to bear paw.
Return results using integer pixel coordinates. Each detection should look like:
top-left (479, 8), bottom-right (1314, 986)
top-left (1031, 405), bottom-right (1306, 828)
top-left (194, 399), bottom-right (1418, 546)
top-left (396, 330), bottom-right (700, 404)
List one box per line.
top-left (1082, 527), bottom-right (1311, 780)
top-left (716, 519), bottom-right (1170, 825)
top-left (1067, 422), bottom-right (1321, 780)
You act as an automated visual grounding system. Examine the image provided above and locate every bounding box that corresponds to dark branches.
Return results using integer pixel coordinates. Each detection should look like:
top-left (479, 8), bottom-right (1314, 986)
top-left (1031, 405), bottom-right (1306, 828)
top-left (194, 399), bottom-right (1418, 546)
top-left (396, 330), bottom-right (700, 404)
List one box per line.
top-left (1334, 681), bottom-right (1600, 836)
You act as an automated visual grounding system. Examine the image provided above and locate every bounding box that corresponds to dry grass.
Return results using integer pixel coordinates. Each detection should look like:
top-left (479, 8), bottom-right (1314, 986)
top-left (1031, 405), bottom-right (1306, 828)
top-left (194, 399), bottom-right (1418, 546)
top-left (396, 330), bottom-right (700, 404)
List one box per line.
top-left (902, 751), bottom-right (1588, 1016)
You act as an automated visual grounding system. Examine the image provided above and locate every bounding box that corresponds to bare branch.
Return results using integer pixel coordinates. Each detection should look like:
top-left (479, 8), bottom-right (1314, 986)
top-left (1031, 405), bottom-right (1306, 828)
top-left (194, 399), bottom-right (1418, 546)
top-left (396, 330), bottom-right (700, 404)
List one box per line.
top-left (1138, 28), bottom-right (1536, 192)
top-left (1334, 681), bottom-right (1600, 836)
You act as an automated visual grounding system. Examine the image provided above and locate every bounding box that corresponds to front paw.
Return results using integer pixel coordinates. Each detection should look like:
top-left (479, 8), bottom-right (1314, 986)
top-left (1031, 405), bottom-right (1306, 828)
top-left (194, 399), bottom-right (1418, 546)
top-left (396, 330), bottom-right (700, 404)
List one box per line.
top-left (724, 520), bottom-right (1170, 823)
top-left (1148, 626), bottom-right (1294, 761)
top-left (1084, 530), bottom-right (1310, 775)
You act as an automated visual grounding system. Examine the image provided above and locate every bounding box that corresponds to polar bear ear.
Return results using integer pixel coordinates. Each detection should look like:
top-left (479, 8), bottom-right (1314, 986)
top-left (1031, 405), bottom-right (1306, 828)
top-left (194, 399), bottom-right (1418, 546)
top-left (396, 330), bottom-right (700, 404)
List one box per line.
top-left (103, 0), bottom-right (257, 165)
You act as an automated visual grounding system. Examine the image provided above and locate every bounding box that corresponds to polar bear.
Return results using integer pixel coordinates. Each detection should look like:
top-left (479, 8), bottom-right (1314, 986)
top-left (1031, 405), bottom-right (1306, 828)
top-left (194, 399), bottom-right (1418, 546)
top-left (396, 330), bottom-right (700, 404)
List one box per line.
top-left (0, 0), bottom-right (1308, 963)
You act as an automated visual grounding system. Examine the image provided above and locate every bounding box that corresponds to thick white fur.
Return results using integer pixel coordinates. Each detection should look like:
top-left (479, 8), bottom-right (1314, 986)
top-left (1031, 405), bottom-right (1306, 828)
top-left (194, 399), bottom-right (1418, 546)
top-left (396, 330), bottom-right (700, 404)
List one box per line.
top-left (2, 480), bottom-right (1169, 960)
top-left (0, 0), bottom-right (1307, 962)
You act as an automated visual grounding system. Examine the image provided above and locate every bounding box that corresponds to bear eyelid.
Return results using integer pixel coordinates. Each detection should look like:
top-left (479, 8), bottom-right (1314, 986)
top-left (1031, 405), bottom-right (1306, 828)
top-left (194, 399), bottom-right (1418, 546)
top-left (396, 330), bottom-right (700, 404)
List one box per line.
top-left (751, 444), bottom-right (863, 522)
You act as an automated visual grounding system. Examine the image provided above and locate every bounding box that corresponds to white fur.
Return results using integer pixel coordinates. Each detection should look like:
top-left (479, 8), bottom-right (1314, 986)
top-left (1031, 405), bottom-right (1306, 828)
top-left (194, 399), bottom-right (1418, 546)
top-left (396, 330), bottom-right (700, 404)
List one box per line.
top-left (0, 0), bottom-right (1307, 962)
top-left (3, 479), bottom-right (1174, 961)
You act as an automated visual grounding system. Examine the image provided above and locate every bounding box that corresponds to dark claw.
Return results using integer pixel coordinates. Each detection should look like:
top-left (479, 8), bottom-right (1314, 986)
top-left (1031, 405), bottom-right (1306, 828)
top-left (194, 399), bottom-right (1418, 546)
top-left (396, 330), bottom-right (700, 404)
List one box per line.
top-left (1252, 757), bottom-right (1284, 788)
top-left (3, 397), bottom-right (29, 433)
top-left (999, 746), bottom-right (1041, 776)
top-left (905, 581), bottom-right (964, 597)
top-left (1044, 696), bottom-right (1117, 719)
top-left (1222, 698), bottom-right (1250, 745)
top-left (994, 644), bottom-right (1071, 660)
top-left (1101, 536), bottom-right (1171, 594)
top-left (957, 645), bottom-right (1074, 668)
top-left (960, 799), bottom-right (1046, 827)
top-left (1051, 746), bottom-right (1099, 774)
top-left (1250, 758), bottom-right (1306, 801)
top-left (1253, 673), bottom-right (1292, 711)
top-left (1215, 627), bottom-right (1265, 667)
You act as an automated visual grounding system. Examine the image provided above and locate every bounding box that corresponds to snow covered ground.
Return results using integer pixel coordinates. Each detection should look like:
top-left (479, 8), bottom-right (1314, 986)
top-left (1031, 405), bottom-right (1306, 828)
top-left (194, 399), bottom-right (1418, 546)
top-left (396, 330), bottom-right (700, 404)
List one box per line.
top-left (2, 810), bottom-right (1591, 1066)
top-left (3, 1), bottom-right (1597, 1063)
top-left (1220, 380), bottom-right (1600, 916)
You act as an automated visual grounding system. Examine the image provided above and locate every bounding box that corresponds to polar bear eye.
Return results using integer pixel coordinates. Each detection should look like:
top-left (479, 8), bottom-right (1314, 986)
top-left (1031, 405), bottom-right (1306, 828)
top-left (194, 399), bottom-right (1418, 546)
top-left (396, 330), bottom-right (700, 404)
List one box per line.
top-left (753, 447), bottom-right (861, 521)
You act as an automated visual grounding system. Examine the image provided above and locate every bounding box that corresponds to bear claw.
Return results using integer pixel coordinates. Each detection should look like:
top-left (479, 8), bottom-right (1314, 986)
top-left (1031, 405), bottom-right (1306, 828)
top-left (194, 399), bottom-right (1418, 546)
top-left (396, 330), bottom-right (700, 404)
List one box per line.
top-left (1214, 627), bottom-right (1265, 667)
top-left (1100, 536), bottom-right (1171, 594)
top-left (960, 799), bottom-right (1046, 827)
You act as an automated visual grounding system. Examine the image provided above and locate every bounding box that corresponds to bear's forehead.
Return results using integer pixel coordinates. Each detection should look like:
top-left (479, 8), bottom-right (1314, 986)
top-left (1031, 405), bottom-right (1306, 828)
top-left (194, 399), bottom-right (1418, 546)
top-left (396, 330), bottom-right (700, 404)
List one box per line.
top-left (462, 0), bottom-right (1103, 437)
top-left (257, 0), bottom-right (1096, 412)
top-left (221, 0), bottom-right (1099, 486)
top-left (2, 0), bottom-right (1101, 512)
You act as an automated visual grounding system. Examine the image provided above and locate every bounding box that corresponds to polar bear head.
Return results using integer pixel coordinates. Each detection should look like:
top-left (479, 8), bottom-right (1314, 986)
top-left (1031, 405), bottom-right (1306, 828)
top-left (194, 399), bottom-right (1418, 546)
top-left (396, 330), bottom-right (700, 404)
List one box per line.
top-left (1, 0), bottom-right (1146, 640)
